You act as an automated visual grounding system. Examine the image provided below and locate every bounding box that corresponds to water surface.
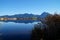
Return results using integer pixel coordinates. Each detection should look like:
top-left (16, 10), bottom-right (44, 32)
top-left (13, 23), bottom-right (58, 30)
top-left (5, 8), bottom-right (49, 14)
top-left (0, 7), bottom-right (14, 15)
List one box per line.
top-left (0, 21), bottom-right (39, 40)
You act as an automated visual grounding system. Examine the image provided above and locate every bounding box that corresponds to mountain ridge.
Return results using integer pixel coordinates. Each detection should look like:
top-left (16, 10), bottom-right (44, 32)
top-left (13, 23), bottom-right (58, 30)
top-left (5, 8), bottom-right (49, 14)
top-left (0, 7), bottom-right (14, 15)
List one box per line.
top-left (0, 12), bottom-right (50, 18)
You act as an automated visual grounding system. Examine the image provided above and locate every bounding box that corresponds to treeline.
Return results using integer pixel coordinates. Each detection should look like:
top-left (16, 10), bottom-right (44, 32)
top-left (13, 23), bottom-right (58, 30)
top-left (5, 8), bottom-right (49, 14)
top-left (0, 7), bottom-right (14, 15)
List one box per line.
top-left (31, 14), bottom-right (60, 40)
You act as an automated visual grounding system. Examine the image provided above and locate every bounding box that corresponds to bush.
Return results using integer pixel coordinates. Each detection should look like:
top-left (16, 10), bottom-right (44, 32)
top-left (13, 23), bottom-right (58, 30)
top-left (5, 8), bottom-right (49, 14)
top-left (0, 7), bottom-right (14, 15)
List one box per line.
top-left (44, 14), bottom-right (60, 40)
top-left (31, 14), bottom-right (60, 40)
top-left (31, 23), bottom-right (46, 40)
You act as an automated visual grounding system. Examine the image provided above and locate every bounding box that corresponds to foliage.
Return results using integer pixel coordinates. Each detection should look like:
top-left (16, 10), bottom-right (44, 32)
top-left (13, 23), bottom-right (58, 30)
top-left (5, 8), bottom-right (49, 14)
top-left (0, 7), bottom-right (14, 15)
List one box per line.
top-left (31, 14), bottom-right (60, 40)
top-left (44, 14), bottom-right (60, 40)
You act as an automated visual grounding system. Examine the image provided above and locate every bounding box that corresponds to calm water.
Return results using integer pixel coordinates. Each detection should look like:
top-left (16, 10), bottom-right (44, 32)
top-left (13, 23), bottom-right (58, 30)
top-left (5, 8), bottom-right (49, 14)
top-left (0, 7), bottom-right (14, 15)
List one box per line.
top-left (0, 21), bottom-right (39, 40)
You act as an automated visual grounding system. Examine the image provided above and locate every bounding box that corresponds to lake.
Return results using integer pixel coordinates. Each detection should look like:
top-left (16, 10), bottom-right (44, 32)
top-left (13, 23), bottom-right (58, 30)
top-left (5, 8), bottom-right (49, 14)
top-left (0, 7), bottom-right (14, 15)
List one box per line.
top-left (0, 21), bottom-right (39, 40)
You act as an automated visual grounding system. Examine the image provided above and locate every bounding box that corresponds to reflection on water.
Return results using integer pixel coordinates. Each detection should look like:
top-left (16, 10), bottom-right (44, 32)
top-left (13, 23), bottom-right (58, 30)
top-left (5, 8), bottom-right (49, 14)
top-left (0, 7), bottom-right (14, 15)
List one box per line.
top-left (0, 20), bottom-right (39, 23)
top-left (0, 20), bottom-right (39, 40)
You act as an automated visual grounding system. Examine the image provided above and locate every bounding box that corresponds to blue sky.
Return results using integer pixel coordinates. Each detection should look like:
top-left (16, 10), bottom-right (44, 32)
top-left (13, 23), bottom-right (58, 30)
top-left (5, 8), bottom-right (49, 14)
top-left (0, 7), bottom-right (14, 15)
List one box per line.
top-left (0, 0), bottom-right (60, 16)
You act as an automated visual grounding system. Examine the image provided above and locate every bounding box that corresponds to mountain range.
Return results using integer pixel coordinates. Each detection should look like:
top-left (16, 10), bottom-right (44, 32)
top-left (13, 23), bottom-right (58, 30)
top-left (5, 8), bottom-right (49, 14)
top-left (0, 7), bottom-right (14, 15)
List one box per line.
top-left (0, 12), bottom-right (50, 18)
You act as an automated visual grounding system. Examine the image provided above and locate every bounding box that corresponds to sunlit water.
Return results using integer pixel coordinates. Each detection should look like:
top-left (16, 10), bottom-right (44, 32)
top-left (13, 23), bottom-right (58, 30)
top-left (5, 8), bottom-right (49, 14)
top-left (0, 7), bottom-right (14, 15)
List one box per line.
top-left (0, 21), bottom-right (39, 40)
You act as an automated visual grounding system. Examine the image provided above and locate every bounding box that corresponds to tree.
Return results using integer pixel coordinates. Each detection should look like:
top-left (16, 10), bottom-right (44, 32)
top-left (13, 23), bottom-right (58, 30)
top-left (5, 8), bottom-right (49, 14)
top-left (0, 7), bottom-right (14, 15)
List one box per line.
top-left (44, 14), bottom-right (60, 40)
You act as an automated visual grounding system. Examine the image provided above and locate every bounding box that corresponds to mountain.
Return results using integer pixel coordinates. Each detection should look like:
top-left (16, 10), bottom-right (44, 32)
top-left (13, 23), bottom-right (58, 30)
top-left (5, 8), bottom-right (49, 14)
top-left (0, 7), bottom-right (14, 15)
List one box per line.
top-left (0, 12), bottom-right (50, 18)
top-left (13, 13), bottom-right (35, 18)
top-left (40, 12), bottom-right (50, 18)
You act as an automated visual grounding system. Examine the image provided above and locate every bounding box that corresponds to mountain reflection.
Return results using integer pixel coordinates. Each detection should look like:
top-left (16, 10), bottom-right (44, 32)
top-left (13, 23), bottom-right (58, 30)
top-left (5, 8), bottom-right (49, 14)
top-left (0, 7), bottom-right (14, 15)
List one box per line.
top-left (0, 20), bottom-right (39, 23)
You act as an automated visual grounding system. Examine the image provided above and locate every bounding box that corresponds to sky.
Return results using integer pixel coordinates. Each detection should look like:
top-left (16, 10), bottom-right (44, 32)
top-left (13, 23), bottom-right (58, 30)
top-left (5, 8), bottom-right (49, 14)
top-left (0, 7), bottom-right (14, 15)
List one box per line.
top-left (0, 0), bottom-right (60, 16)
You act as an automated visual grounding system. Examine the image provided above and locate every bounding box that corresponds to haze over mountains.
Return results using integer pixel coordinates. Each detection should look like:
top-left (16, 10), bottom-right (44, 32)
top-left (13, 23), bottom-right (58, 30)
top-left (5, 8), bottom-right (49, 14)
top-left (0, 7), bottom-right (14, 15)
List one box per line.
top-left (0, 12), bottom-right (50, 18)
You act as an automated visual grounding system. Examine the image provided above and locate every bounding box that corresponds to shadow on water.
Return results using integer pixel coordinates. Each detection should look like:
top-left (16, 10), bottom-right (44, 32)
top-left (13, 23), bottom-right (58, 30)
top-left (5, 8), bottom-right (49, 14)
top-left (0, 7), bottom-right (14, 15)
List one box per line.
top-left (2, 34), bottom-right (31, 40)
